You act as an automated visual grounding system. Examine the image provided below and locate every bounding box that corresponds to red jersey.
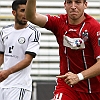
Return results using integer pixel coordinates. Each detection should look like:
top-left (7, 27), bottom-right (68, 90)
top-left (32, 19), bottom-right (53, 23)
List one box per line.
top-left (44, 13), bottom-right (100, 93)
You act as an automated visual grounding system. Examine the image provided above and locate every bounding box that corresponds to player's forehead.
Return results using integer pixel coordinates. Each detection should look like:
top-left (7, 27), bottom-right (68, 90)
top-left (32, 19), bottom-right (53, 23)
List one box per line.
top-left (65, 0), bottom-right (85, 2)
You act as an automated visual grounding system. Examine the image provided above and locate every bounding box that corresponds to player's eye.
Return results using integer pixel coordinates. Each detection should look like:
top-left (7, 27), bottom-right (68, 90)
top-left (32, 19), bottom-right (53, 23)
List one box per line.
top-left (75, 0), bottom-right (82, 4)
top-left (67, 1), bottom-right (72, 4)
top-left (75, 1), bottom-right (81, 4)
top-left (20, 9), bottom-right (25, 12)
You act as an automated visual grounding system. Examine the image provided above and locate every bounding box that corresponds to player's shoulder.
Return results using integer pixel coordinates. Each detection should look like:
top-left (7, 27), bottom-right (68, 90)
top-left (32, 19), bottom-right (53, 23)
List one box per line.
top-left (26, 24), bottom-right (41, 37)
top-left (56, 14), bottom-right (68, 23)
top-left (85, 13), bottom-right (100, 27)
top-left (1, 24), bottom-right (14, 36)
top-left (47, 14), bottom-right (67, 21)
top-left (2, 24), bottom-right (14, 30)
top-left (27, 24), bottom-right (38, 32)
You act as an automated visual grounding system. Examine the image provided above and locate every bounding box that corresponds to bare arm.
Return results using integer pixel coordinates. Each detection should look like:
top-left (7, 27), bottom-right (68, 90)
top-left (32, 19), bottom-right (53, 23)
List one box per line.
top-left (26, 0), bottom-right (47, 27)
top-left (0, 53), bottom-right (4, 66)
top-left (81, 58), bottom-right (100, 79)
top-left (0, 54), bottom-right (33, 82)
top-left (56, 58), bottom-right (100, 86)
top-left (8, 54), bottom-right (33, 74)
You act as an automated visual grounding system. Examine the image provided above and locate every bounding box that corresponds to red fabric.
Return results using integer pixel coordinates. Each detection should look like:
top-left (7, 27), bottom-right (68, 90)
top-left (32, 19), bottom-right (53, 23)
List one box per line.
top-left (53, 85), bottom-right (100, 100)
top-left (44, 13), bottom-right (100, 93)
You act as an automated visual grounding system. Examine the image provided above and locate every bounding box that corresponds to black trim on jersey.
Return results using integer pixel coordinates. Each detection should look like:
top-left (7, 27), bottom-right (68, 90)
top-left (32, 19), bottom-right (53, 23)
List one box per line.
top-left (0, 51), bottom-right (4, 54)
top-left (2, 24), bottom-right (14, 29)
top-left (25, 51), bottom-right (36, 58)
top-left (28, 24), bottom-right (37, 31)
top-left (81, 50), bottom-right (91, 93)
top-left (28, 32), bottom-right (40, 43)
top-left (19, 88), bottom-right (25, 100)
top-left (28, 24), bottom-right (40, 42)
top-left (34, 30), bottom-right (40, 42)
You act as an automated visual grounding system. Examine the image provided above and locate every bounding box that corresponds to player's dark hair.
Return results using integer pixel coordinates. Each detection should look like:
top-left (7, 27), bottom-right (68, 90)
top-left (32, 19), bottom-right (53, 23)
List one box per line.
top-left (12, 0), bottom-right (27, 11)
top-left (65, 0), bottom-right (86, 3)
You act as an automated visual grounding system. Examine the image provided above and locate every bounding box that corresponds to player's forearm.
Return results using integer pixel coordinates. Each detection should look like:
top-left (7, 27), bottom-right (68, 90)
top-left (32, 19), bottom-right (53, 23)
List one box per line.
top-left (0, 54), bottom-right (4, 66)
top-left (7, 55), bottom-right (33, 74)
top-left (8, 60), bottom-right (30, 74)
top-left (26, 0), bottom-right (36, 22)
top-left (0, 59), bottom-right (32, 82)
top-left (81, 59), bottom-right (100, 80)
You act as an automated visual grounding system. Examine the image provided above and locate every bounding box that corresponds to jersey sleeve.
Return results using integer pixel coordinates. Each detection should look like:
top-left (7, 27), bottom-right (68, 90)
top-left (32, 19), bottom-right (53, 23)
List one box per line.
top-left (0, 30), bottom-right (4, 53)
top-left (25, 30), bottom-right (41, 58)
top-left (44, 14), bottom-right (59, 35)
top-left (89, 24), bottom-right (100, 59)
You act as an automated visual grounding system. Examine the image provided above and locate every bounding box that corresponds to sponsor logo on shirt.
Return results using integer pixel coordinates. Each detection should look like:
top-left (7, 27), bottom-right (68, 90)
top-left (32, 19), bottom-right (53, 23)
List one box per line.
top-left (63, 35), bottom-right (85, 49)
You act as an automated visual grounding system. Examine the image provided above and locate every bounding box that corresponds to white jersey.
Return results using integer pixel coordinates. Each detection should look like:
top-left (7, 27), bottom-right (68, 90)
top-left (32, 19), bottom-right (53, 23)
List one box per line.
top-left (0, 24), bottom-right (41, 91)
top-left (0, 34), bottom-right (4, 53)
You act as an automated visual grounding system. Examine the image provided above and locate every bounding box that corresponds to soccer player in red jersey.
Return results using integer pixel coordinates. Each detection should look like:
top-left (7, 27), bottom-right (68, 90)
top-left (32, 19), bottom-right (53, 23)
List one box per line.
top-left (26, 0), bottom-right (100, 99)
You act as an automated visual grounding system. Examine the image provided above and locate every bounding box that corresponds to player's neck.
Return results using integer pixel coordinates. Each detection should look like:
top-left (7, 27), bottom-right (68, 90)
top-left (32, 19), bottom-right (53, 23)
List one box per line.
top-left (14, 23), bottom-right (28, 30)
top-left (68, 15), bottom-right (86, 25)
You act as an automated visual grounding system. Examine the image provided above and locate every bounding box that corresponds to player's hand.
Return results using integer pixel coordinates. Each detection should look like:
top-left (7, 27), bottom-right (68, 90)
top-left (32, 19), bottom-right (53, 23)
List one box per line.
top-left (56, 72), bottom-right (80, 86)
top-left (0, 70), bottom-right (11, 82)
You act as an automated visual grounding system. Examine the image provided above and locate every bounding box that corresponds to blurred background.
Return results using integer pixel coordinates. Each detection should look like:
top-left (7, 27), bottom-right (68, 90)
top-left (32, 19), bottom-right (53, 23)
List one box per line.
top-left (0, 0), bottom-right (100, 100)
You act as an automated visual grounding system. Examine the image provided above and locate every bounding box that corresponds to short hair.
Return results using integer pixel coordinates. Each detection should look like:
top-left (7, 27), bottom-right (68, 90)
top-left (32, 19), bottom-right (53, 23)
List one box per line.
top-left (12, 0), bottom-right (27, 11)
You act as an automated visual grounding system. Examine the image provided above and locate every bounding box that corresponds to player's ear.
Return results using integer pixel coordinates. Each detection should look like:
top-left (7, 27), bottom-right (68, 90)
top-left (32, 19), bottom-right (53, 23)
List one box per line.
top-left (64, 1), bottom-right (67, 10)
top-left (12, 10), bottom-right (16, 16)
top-left (84, 1), bottom-right (87, 9)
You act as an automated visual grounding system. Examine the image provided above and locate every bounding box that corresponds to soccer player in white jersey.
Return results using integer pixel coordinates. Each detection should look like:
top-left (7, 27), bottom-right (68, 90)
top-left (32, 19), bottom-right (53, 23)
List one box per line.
top-left (0, 0), bottom-right (41, 100)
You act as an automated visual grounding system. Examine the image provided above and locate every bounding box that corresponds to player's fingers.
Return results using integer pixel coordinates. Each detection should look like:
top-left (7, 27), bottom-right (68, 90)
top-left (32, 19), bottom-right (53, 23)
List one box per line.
top-left (64, 77), bottom-right (69, 82)
top-left (65, 80), bottom-right (72, 86)
top-left (56, 74), bottom-right (67, 78)
top-left (66, 80), bottom-right (70, 84)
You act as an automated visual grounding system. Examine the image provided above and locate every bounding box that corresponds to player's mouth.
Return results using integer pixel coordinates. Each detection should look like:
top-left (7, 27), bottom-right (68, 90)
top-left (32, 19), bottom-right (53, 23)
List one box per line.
top-left (70, 11), bottom-right (78, 15)
top-left (22, 17), bottom-right (27, 21)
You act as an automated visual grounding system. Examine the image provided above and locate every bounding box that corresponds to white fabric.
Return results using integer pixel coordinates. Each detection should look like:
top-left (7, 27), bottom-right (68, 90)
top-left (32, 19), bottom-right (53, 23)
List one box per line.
top-left (0, 87), bottom-right (31, 100)
top-left (63, 35), bottom-right (85, 50)
top-left (77, 73), bottom-right (84, 81)
top-left (0, 34), bottom-right (4, 52)
top-left (0, 24), bottom-right (41, 91)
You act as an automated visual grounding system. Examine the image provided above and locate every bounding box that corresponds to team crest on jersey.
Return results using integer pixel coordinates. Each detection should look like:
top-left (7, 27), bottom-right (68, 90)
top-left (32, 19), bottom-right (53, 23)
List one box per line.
top-left (82, 30), bottom-right (88, 42)
top-left (18, 37), bottom-right (25, 44)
